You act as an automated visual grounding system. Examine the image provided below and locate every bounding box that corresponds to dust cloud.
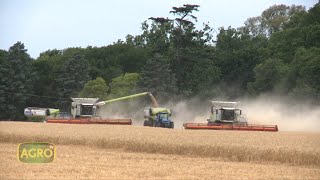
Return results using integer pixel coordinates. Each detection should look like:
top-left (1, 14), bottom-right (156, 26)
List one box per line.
top-left (240, 95), bottom-right (320, 132)
top-left (166, 99), bottom-right (209, 129)
top-left (96, 99), bottom-right (146, 121)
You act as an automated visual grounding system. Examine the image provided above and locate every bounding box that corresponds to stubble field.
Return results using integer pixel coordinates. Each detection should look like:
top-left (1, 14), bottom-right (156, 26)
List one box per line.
top-left (0, 121), bottom-right (320, 179)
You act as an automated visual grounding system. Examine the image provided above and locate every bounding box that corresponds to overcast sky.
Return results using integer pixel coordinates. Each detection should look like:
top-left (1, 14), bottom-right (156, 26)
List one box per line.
top-left (0, 0), bottom-right (317, 58)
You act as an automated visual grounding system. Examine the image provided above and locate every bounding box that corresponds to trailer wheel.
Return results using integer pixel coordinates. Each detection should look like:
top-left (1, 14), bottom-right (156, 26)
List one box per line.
top-left (143, 120), bottom-right (149, 126)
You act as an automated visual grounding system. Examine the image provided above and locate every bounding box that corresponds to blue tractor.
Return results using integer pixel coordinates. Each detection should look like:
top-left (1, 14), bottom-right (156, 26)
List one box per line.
top-left (143, 108), bottom-right (174, 129)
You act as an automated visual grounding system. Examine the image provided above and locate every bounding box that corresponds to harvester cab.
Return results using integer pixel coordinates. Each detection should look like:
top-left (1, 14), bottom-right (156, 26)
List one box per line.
top-left (208, 101), bottom-right (247, 125)
top-left (143, 108), bottom-right (174, 129)
top-left (71, 98), bottom-right (99, 118)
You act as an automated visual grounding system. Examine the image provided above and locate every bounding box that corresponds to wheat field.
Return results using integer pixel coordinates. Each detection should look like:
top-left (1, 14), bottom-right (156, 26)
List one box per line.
top-left (0, 122), bottom-right (320, 179)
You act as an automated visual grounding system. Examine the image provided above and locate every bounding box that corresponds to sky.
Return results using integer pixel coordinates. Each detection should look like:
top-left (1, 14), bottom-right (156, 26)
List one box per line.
top-left (0, 0), bottom-right (317, 58)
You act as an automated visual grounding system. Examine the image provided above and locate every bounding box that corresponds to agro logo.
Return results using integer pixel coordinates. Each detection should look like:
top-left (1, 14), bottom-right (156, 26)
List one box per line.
top-left (18, 143), bottom-right (55, 163)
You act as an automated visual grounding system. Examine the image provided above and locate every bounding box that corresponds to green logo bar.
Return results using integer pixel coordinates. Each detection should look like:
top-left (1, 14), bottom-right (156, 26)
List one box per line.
top-left (18, 143), bottom-right (55, 163)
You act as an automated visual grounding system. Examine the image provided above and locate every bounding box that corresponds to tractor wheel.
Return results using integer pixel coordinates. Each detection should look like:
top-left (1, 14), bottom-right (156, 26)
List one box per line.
top-left (170, 122), bottom-right (174, 129)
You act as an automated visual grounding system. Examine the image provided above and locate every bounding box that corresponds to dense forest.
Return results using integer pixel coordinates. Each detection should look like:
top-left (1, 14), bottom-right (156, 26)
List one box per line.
top-left (1, 3), bottom-right (319, 120)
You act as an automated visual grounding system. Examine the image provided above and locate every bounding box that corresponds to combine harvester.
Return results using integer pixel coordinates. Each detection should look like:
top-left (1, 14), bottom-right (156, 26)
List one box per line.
top-left (183, 101), bottom-right (278, 132)
top-left (24, 99), bottom-right (132, 125)
top-left (25, 92), bottom-right (157, 125)
top-left (24, 92), bottom-right (174, 128)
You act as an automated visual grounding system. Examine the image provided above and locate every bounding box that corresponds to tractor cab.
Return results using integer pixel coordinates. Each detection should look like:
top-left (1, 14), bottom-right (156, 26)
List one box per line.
top-left (155, 112), bottom-right (171, 127)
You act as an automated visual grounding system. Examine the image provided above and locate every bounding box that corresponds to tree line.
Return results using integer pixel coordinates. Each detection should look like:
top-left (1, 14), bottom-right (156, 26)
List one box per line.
top-left (0, 3), bottom-right (319, 120)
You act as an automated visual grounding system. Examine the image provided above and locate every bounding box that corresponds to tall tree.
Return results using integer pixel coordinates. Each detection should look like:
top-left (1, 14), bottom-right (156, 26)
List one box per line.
top-left (169, 4), bottom-right (216, 95)
top-left (248, 2), bottom-right (320, 98)
top-left (129, 4), bottom-right (216, 97)
top-left (176, 47), bottom-right (220, 96)
top-left (31, 49), bottom-right (64, 108)
top-left (243, 4), bottom-right (306, 37)
top-left (141, 18), bottom-right (173, 54)
top-left (0, 49), bottom-right (9, 119)
top-left (214, 27), bottom-right (267, 97)
top-left (0, 42), bottom-right (35, 120)
top-left (138, 54), bottom-right (178, 102)
top-left (58, 52), bottom-right (90, 111)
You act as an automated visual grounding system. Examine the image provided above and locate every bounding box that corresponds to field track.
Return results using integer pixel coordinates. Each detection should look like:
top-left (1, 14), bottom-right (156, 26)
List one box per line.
top-left (0, 122), bottom-right (320, 179)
